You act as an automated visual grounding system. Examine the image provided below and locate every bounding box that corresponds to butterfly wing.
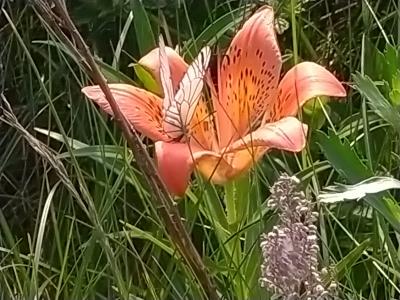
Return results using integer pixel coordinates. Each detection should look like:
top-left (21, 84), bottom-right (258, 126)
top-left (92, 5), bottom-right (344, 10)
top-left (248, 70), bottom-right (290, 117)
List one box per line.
top-left (159, 35), bottom-right (175, 114)
top-left (163, 46), bottom-right (211, 138)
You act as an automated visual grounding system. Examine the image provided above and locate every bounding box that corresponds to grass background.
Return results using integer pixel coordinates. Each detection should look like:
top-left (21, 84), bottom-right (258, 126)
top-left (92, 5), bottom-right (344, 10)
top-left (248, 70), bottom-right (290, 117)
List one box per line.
top-left (1, 0), bottom-right (400, 299)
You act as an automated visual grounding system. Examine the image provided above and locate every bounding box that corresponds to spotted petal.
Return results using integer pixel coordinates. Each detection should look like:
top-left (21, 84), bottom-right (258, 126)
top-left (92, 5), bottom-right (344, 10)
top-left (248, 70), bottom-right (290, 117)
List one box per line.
top-left (215, 5), bottom-right (282, 148)
top-left (272, 62), bottom-right (347, 121)
top-left (82, 84), bottom-right (168, 141)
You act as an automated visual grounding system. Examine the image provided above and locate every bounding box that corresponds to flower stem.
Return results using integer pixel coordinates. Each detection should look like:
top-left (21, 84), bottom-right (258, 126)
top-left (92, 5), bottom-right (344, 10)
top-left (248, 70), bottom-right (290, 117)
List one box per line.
top-left (224, 177), bottom-right (251, 299)
top-left (225, 181), bottom-right (237, 226)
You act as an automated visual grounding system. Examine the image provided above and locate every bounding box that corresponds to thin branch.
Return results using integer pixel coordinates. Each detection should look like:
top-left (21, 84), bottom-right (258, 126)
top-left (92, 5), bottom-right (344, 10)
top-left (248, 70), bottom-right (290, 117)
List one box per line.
top-left (32, 0), bottom-right (218, 299)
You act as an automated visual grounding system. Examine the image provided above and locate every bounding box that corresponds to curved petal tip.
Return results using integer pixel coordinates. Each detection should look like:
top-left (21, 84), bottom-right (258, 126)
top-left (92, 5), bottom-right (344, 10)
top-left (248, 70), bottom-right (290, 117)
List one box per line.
top-left (276, 61), bottom-right (347, 118)
top-left (138, 47), bottom-right (187, 91)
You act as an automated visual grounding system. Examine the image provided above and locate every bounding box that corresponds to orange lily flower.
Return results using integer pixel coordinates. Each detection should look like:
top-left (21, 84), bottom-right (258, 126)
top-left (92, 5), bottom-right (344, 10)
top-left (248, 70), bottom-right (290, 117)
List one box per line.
top-left (82, 6), bottom-right (346, 196)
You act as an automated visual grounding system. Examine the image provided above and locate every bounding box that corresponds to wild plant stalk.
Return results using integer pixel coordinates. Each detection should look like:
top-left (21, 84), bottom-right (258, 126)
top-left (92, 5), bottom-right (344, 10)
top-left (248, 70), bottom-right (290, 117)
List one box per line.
top-left (32, 1), bottom-right (218, 299)
top-left (260, 174), bottom-right (337, 299)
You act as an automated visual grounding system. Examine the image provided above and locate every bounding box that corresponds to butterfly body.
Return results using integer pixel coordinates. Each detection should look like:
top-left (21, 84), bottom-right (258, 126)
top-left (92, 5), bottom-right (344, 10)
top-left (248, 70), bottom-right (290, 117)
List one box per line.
top-left (163, 106), bottom-right (187, 142)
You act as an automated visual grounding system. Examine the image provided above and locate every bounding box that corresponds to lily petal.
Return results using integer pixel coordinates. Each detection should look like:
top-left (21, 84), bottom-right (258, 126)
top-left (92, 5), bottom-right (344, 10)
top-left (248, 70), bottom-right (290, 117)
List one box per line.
top-left (196, 117), bottom-right (308, 183)
top-left (155, 141), bottom-right (195, 196)
top-left (215, 5), bottom-right (282, 148)
top-left (138, 46), bottom-right (187, 92)
top-left (196, 148), bottom-right (275, 184)
top-left (226, 117), bottom-right (308, 153)
top-left (195, 117), bottom-right (308, 185)
top-left (188, 97), bottom-right (217, 151)
top-left (82, 84), bottom-right (168, 141)
top-left (194, 152), bottom-right (236, 184)
top-left (156, 141), bottom-right (228, 194)
top-left (273, 62), bottom-right (347, 120)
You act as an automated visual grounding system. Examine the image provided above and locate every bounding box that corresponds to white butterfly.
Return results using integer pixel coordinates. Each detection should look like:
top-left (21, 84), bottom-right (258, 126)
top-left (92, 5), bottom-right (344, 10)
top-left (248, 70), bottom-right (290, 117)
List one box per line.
top-left (159, 35), bottom-right (211, 141)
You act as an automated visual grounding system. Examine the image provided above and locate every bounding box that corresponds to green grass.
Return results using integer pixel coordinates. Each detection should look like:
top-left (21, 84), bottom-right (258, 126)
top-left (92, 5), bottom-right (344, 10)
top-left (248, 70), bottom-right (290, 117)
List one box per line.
top-left (1, 0), bottom-right (400, 299)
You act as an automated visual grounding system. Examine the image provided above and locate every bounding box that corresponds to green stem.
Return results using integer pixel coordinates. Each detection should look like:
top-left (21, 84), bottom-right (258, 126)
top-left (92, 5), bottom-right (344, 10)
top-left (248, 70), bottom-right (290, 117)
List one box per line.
top-left (225, 181), bottom-right (237, 226)
top-left (224, 178), bottom-right (248, 299)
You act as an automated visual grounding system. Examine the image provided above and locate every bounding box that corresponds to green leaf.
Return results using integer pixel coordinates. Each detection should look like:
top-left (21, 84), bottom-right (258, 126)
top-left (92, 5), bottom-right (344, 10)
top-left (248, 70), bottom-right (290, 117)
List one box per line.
top-left (295, 161), bottom-right (332, 182)
top-left (391, 70), bottom-right (400, 90)
top-left (353, 72), bottom-right (400, 134)
top-left (112, 11), bottom-right (134, 68)
top-left (316, 131), bottom-right (400, 232)
top-left (225, 176), bottom-right (251, 227)
top-left (57, 145), bottom-right (126, 160)
top-left (302, 97), bottom-right (329, 130)
top-left (117, 222), bottom-right (174, 256)
top-left (383, 44), bottom-right (400, 83)
top-left (390, 70), bottom-right (400, 106)
top-left (192, 178), bottom-right (229, 231)
top-left (131, 0), bottom-right (156, 56)
top-left (96, 59), bottom-right (137, 85)
top-left (32, 40), bottom-right (136, 85)
top-left (183, 5), bottom-right (253, 57)
top-left (132, 63), bottom-right (161, 95)
top-left (389, 89), bottom-right (400, 106)
top-left (34, 128), bottom-right (147, 195)
top-left (316, 131), bottom-right (370, 181)
top-left (330, 239), bottom-right (370, 283)
top-left (35, 127), bottom-right (88, 149)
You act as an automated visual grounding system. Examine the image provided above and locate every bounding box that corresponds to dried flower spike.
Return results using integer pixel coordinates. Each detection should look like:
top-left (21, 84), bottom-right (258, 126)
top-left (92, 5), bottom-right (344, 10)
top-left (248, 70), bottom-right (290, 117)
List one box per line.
top-left (260, 174), bottom-right (336, 299)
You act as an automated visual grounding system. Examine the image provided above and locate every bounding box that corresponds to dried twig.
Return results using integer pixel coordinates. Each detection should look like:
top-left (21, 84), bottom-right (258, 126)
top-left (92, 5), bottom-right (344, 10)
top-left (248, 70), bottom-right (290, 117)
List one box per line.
top-left (32, 1), bottom-right (218, 298)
